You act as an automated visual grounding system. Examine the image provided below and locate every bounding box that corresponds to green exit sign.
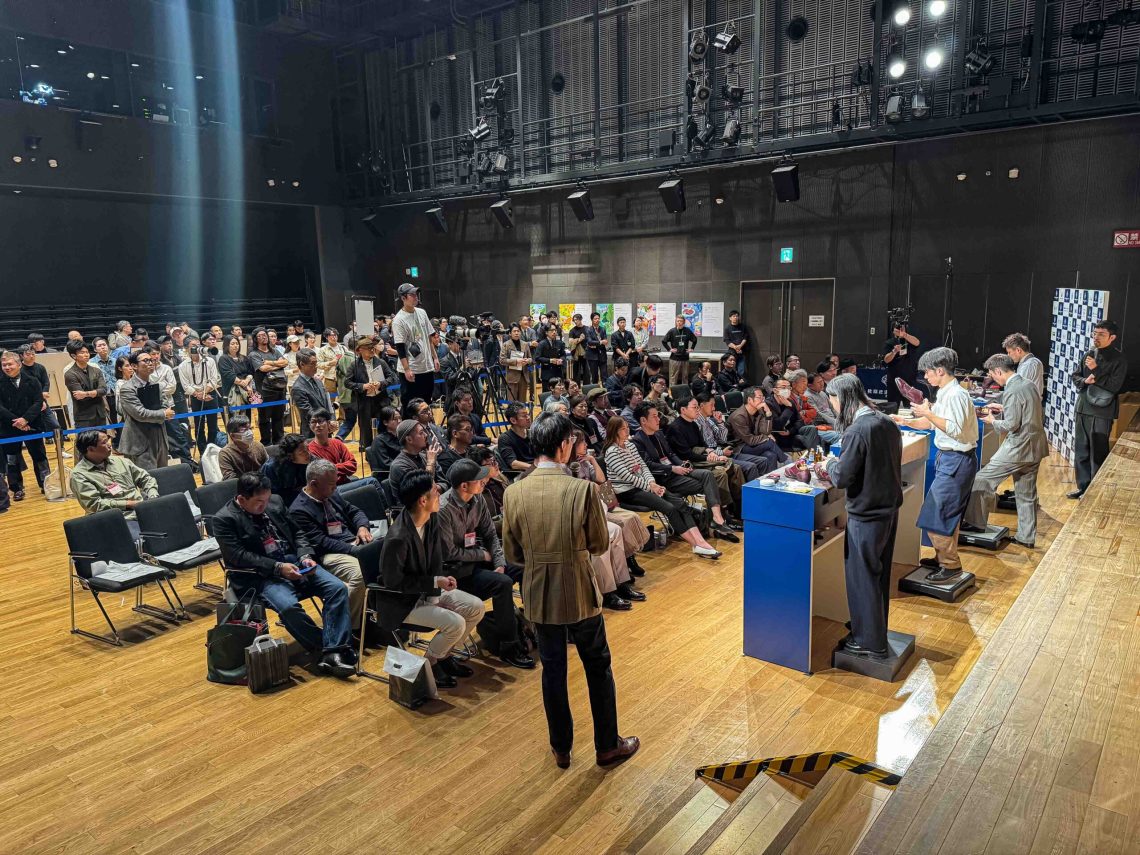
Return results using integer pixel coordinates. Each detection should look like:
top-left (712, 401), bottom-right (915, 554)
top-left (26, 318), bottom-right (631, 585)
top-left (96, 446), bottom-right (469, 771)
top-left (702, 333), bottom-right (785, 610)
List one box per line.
top-left (780, 247), bottom-right (794, 264)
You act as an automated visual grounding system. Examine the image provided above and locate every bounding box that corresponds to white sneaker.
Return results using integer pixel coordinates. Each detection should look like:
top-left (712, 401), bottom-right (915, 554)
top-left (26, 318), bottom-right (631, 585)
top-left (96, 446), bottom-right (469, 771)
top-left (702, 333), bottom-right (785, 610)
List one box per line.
top-left (693, 545), bottom-right (721, 559)
top-left (61, 451), bottom-right (72, 459)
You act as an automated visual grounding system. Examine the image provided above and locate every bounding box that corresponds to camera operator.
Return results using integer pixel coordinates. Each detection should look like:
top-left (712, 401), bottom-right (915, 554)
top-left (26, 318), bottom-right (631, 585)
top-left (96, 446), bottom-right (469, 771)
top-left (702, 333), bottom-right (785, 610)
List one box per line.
top-left (882, 312), bottom-right (922, 404)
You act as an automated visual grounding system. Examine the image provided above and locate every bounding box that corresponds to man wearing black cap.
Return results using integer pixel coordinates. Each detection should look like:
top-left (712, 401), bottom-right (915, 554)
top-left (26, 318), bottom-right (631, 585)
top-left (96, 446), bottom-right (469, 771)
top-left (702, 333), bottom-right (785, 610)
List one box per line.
top-left (392, 282), bottom-right (440, 405)
top-left (388, 418), bottom-right (447, 497)
top-left (438, 459), bottom-right (534, 669)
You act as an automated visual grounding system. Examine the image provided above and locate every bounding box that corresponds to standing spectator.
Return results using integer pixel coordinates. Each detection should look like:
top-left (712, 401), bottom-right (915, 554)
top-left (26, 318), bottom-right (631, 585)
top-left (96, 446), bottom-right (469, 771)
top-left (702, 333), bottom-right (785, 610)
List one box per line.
top-left (883, 323), bottom-right (923, 404)
top-left (662, 314), bottom-right (697, 386)
top-left (117, 351), bottom-right (173, 470)
top-left (91, 338), bottom-right (119, 429)
top-left (151, 341), bottom-right (194, 470)
top-left (218, 415), bottom-right (268, 480)
top-left (0, 350), bottom-right (51, 501)
top-left (503, 412), bottom-right (639, 769)
top-left (27, 333), bottom-right (56, 354)
top-left (722, 310), bottom-right (749, 379)
top-left (1068, 319), bottom-right (1125, 499)
top-left (567, 314), bottom-right (589, 384)
top-left (291, 348), bottom-right (334, 439)
top-left (501, 325), bottom-right (532, 403)
top-left (18, 345), bottom-right (62, 443)
top-left (584, 312), bottom-right (609, 384)
top-left (108, 320), bottom-right (133, 351)
top-left (536, 324), bottom-right (568, 391)
top-left (317, 328), bottom-right (348, 395)
top-left (346, 336), bottom-right (390, 451)
top-left (64, 340), bottom-right (109, 428)
top-left (610, 317), bottom-right (635, 369)
top-left (247, 327), bottom-right (289, 445)
top-left (632, 316), bottom-right (650, 367)
top-left (218, 335), bottom-right (253, 403)
top-left (392, 282), bottom-right (440, 404)
top-left (178, 340), bottom-right (222, 454)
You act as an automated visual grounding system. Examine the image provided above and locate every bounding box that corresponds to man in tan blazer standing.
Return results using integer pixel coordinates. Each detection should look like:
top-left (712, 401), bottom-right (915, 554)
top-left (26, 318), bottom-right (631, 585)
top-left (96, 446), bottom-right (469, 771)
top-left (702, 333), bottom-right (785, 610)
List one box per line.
top-left (503, 412), bottom-right (640, 770)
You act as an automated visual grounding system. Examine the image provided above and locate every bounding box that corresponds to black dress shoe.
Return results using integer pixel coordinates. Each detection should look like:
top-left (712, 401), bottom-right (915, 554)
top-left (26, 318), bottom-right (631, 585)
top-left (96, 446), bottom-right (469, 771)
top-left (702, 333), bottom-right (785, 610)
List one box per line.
top-left (626, 557), bottom-right (646, 578)
top-left (317, 651), bottom-right (356, 679)
top-left (603, 592), bottom-right (632, 611)
top-left (959, 522), bottom-right (986, 533)
top-left (1066, 490), bottom-right (1084, 500)
top-left (726, 518), bottom-right (744, 532)
top-left (597, 735), bottom-right (640, 767)
top-left (12, 489), bottom-right (25, 502)
top-left (500, 646), bottom-right (536, 669)
top-left (841, 638), bottom-right (888, 661)
top-left (439, 655), bottom-right (474, 678)
top-left (711, 523), bottom-right (740, 543)
top-left (616, 582), bottom-right (646, 602)
top-left (431, 662), bottom-right (458, 688)
top-left (926, 566), bottom-right (962, 583)
top-left (552, 749), bottom-right (572, 769)
top-left (1012, 538), bottom-right (1035, 548)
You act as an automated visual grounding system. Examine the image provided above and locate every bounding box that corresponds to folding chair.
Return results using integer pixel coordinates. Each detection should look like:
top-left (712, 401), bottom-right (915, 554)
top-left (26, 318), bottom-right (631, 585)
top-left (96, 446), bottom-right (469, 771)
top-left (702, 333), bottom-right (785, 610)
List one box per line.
top-left (340, 481), bottom-right (390, 526)
top-left (670, 384), bottom-right (690, 401)
top-left (147, 463), bottom-right (197, 498)
top-left (64, 510), bottom-right (184, 646)
top-left (195, 479), bottom-right (239, 537)
top-left (135, 494), bottom-right (225, 595)
top-left (355, 584), bottom-right (435, 683)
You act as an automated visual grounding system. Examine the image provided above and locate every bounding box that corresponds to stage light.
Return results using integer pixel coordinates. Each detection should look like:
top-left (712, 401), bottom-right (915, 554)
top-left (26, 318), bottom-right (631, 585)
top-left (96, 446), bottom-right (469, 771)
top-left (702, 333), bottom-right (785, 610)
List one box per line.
top-left (11, 156), bottom-right (22, 164)
top-left (568, 188), bottom-right (594, 221)
top-left (24, 136), bottom-right (41, 152)
top-left (1008, 167), bottom-right (1020, 178)
top-left (468, 117), bottom-right (491, 142)
top-left (694, 117), bottom-right (717, 148)
top-left (851, 60), bottom-right (874, 87)
top-left (1070, 20), bottom-right (1107, 44)
top-left (291, 180), bottom-right (300, 188)
top-left (491, 151), bottom-right (511, 174)
top-left (885, 94), bottom-right (904, 122)
top-left (911, 84), bottom-right (930, 118)
top-left (714, 22), bottom-right (741, 54)
top-left (447, 53), bottom-right (457, 61)
top-left (426, 205), bottom-right (448, 233)
top-left (715, 197), bottom-right (726, 205)
top-left (266, 179), bottom-right (276, 187)
top-left (887, 50), bottom-right (907, 78)
top-left (86, 72), bottom-right (95, 80)
top-left (48, 158), bottom-right (59, 168)
top-left (964, 39), bottom-right (994, 75)
top-left (924, 46), bottom-right (944, 69)
top-left (928, 0), bottom-right (947, 17)
top-left (722, 117), bottom-right (741, 146)
top-left (771, 160), bottom-right (800, 202)
top-left (490, 198), bottom-right (514, 229)
top-left (893, 2), bottom-right (911, 26)
top-left (786, 16), bottom-right (810, 42)
top-left (481, 78), bottom-right (505, 112)
top-left (689, 30), bottom-right (709, 63)
top-left (195, 74), bottom-right (204, 80)
top-left (688, 72), bottom-right (711, 107)
top-left (658, 178), bottom-right (686, 213)
top-left (956, 172), bottom-right (967, 181)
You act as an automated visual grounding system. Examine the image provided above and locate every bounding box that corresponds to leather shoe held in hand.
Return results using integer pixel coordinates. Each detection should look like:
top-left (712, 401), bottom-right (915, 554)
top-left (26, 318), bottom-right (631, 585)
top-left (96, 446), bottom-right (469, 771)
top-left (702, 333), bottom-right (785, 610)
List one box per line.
top-left (439, 655), bottom-right (474, 678)
top-left (603, 592), bottom-right (632, 611)
top-left (616, 582), bottom-right (646, 602)
top-left (431, 662), bottom-right (458, 689)
top-left (895, 377), bottom-right (925, 405)
top-left (596, 735), bottom-right (640, 768)
top-left (841, 637), bottom-right (888, 661)
top-left (552, 749), bottom-right (572, 769)
top-left (786, 459), bottom-right (812, 484)
top-left (317, 652), bottom-right (356, 679)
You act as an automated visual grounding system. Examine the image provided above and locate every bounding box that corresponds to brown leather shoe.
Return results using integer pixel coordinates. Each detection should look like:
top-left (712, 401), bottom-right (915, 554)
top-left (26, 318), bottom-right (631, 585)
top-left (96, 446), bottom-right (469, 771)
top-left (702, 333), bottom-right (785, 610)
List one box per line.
top-left (552, 749), bottom-right (571, 769)
top-left (596, 735), bottom-right (640, 768)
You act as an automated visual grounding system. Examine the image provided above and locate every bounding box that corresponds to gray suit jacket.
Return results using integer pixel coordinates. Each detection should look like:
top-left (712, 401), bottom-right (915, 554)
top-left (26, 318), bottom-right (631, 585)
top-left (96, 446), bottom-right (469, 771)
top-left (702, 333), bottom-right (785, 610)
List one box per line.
top-left (117, 374), bottom-right (168, 458)
top-left (991, 374), bottom-right (1049, 466)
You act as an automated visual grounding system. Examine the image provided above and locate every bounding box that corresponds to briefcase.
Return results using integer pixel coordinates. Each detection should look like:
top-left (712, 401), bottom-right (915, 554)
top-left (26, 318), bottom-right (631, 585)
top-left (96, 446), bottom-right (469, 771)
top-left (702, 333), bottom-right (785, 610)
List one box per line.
top-left (245, 634), bottom-right (291, 694)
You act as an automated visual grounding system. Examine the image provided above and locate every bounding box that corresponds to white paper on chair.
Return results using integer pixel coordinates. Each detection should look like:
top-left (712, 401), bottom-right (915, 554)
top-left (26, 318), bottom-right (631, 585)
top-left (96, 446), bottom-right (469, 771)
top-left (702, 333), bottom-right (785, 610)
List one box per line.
top-left (159, 537), bottom-right (219, 565)
top-left (383, 645), bottom-right (440, 698)
top-left (90, 560), bottom-right (156, 583)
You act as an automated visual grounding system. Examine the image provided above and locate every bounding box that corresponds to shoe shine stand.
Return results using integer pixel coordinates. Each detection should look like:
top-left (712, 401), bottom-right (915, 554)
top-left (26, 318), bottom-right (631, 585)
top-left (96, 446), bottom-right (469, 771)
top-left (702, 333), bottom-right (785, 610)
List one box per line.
top-left (958, 523), bottom-right (1009, 551)
top-left (898, 564), bottom-right (977, 603)
top-left (832, 630), bottom-right (916, 681)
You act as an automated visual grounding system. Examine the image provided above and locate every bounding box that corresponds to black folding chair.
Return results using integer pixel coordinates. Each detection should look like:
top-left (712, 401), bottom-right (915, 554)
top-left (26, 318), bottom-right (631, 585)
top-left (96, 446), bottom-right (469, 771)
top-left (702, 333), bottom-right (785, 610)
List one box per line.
top-left (195, 479), bottom-right (239, 537)
top-left (135, 494), bottom-right (225, 595)
top-left (355, 584), bottom-right (438, 683)
top-left (64, 510), bottom-right (184, 646)
top-left (146, 463), bottom-right (197, 498)
top-left (340, 481), bottom-right (391, 525)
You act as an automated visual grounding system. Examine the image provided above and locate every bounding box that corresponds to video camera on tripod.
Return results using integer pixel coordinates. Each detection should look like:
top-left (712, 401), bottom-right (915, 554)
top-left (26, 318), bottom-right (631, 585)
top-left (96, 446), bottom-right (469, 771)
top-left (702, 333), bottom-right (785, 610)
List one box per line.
top-left (887, 305), bottom-right (913, 331)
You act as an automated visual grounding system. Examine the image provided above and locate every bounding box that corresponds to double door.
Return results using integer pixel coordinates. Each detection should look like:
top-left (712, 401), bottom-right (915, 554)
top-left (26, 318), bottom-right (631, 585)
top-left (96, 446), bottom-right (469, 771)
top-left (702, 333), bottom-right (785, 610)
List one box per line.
top-left (740, 279), bottom-right (835, 378)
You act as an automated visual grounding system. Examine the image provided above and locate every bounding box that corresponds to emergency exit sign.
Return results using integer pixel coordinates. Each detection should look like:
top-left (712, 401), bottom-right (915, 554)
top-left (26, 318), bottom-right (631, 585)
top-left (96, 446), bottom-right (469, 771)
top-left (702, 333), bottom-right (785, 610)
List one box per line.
top-left (779, 247), bottom-right (794, 263)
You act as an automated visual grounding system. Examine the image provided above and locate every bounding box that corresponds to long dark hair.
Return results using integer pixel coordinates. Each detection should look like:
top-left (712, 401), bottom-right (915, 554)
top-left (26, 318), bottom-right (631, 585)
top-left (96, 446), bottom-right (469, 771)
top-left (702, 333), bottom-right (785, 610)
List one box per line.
top-left (826, 373), bottom-right (874, 432)
top-left (602, 415), bottom-right (628, 455)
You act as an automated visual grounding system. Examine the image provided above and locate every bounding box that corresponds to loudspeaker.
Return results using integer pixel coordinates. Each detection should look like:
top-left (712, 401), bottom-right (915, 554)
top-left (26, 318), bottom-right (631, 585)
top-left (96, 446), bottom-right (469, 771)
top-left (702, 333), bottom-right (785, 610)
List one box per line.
top-left (362, 211), bottom-right (381, 238)
top-left (657, 129), bottom-right (676, 156)
top-left (567, 189), bottom-right (594, 222)
top-left (76, 119), bottom-right (102, 152)
top-left (770, 162), bottom-right (800, 202)
top-left (425, 206), bottom-right (448, 233)
top-left (490, 199), bottom-right (514, 228)
top-left (658, 178), bottom-right (686, 213)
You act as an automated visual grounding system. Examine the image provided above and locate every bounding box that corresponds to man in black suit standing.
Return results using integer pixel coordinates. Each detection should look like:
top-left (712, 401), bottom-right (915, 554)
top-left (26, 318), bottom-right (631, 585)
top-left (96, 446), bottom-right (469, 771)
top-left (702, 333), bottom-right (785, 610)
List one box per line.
top-left (1069, 319), bottom-right (1126, 499)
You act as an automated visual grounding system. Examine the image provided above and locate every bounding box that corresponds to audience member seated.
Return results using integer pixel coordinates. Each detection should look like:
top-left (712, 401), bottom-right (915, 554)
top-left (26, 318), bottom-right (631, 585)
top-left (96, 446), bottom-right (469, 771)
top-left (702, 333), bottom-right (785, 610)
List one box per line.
top-left (645, 375), bottom-right (678, 426)
top-left (620, 384), bottom-right (644, 434)
top-left (838, 357), bottom-right (858, 374)
top-left (70, 430), bottom-right (158, 537)
top-left (64, 340), bottom-right (110, 428)
top-left (604, 358), bottom-right (630, 407)
top-left (497, 403), bottom-right (536, 474)
top-left (307, 409), bottom-right (365, 486)
top-left (366, 406), bottom-right (402, 474)
top-left (261, 433), bottom-right (312, 507)
top-left (438, 459), bottom-right (534, 669)
top-left (118, 351), bottom-right (174, 470)
top-left (807, 368), bottom-right (839, 429)
top-left (437, 413), bottom-right (475, 477)
top-left (631, 402), bottom-right (740, 540)
top-left (568, 394), bottom-right (603, 454)
top-left (587, 386), bottom-right (618, 438)
top-left (377, 472), bottom-right (487, 689)
top-left (664, 396), bottom-right (747, 522)
top-left (288, 458), bottom-right (379, 634)
top-left (447, 389), bottom-right (491, 446)
top-left (601, 416), bottom-right (721, 559)
top-left (389, 418), bottom-right (447, 497)
top-left (405, 397), bottom-right (447, 447)
top-left (689, 361), bottom-right (716, 398)
top-left (693, 392), bottom-right (763, 481)
top-left (291, 348), bottom-right (334, 438)
top-left (716, 355), bottom-right (748, 393)
top-left (760, 355), bottom-right (785, 393)
top-left (727, 386), bottom-right (788, 473)
top-left (630, 353), bottom-right (664, 393)
top-left (219, 414), bottom-right (268, 480)
top-left (766, 378), bottom-right (822, 451)
top-left (213, 472), bottom-right (355, 678)
top-left (787, 369), bottom-right (841, 444)
top-left (543, 378), bottom-right (569, 413)
top-left (467, 445), bottom-right (507, 518)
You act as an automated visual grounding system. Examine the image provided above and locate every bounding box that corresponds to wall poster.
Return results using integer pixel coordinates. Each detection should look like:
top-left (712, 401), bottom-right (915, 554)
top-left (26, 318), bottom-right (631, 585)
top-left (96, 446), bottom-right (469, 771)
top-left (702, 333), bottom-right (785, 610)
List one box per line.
top-left (636, 303), bottom-right (657, 334)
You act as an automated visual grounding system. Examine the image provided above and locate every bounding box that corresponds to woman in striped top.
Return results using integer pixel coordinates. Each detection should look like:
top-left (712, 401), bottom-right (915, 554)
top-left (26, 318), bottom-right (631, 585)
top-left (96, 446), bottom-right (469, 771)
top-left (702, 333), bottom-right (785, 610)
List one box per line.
top-left (601, 416), bottom-right (721, 560)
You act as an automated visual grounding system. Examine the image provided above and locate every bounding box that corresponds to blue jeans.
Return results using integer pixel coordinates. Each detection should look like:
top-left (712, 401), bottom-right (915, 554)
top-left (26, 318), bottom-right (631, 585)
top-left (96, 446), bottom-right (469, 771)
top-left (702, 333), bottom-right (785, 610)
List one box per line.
top-left (336, 405), bottom-right (357, 440)
top-left (237, 563), bottom-right (352, 656)
top-left (818, 428), bottom-right (841, 446)
top-left (336, 475), bottom-right (378, 495)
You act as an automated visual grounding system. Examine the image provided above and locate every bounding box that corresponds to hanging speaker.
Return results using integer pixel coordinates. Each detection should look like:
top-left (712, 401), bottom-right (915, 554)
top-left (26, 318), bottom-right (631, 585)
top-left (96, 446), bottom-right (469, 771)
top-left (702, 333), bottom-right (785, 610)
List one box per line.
top-left (425, 206), bottom-right (448, 233)
top-left (567, 189), bottom-right (594, 222)
top-left (76, 118), bottom-right (103, 152)
top-left (770, 162), bottom-right (800, 202)
top-left (490, 198), bottom-right (514, 229)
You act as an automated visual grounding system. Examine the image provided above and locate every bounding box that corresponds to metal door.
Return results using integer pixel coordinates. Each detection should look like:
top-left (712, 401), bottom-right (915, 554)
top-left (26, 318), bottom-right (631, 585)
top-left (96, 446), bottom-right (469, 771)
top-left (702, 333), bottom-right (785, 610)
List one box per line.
top-left (740, 279), bottom-right (835, 375)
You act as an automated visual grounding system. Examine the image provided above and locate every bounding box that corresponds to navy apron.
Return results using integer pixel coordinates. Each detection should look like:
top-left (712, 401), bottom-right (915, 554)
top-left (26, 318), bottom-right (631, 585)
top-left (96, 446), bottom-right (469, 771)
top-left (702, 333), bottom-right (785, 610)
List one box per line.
top-left (917, 449), bottom-right (978, 536)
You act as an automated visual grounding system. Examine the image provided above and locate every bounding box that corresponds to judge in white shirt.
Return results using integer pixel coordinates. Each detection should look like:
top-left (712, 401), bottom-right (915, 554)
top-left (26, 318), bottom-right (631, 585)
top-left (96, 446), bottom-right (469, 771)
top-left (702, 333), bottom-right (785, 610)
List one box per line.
top-left (178, 340), bottom-right (222, 454)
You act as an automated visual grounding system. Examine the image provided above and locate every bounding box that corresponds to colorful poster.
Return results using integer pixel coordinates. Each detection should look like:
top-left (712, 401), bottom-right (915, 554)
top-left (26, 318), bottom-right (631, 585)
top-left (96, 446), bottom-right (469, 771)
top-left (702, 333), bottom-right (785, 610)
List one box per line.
top-left (681, 302), bottom-right (703, 335)
top-left (559, 303), bottom-right (592, 331)
top-left (636, 303), bottom-right (657, 335)
top-left (595, 303), bottom-right (614, 331)
top-left (529, 303), bottom-right (546, 322)
top-left (612, 302), bottom-right (633, 327)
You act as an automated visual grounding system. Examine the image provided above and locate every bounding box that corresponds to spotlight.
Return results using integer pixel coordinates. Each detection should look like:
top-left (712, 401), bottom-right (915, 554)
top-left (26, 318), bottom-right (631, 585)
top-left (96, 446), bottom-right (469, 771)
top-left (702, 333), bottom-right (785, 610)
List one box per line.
top-left (1008, 167), bottom-right (1020, 178)
top-left (714, 22), bottom-right (741, 54)
top-left (11, 155), bottom-right (22, 164)
top-left (499, 125), bottom-right (516, 146)
top-left (689, 30), bottom-right (709, 63)
top-left (786, 16), bottom-right (810, 42)
top-left (887, 50), bottom-right (907, 78)
top-left (924, 46), bottom-right (944, 69)
top-left (490, 198), bottom-right (514, 229)
top-left (86, 72), bottom-right (95, 80)
top-left (426, 205), bottom-right (448, 233)
top-left (721, 63), bottom-right (745, 104)
top-left (771, 160), bottom-right (800, 202)
top-left (568, 188), bottom-right (594, 221)
top-left (928, 0), bottom-right (947, 17)
top-left (851, 60), bottom-right (874, 87)
top-left (24, 136), bottom-right (41, 152)
top-left (266, 179), bottom-right (276, 187)
top-left (48, 158), bottom-right (59, 168)
top-left (694, 117), bottom-right (717, 148)
top-left (688, 72), bottom-right (711, 107)
top-left (892, 2), bottom-right (911, 26)
top-left (911, 84), bottom-right (930, 118)
top-left (956, 172), bottom-right (967, 181)
top-left (1070, 20), bottom-right (1107, 44)
top-left (885, 94), bottom-right (904, 122)
top-left (658, 177), bottom-right (686, 213)
top-left (722, 116), bottom-right (741, 146)
top-left (468, 117), bottom-right (491, 142)
top-left (491, 151), bottom-right (511, 174)
top-left (291, 180), bottom-right (300, 188)
top-left (963, 38), bottom-right (994, 75)
top-left (481, 78), bottom-right (505, 112)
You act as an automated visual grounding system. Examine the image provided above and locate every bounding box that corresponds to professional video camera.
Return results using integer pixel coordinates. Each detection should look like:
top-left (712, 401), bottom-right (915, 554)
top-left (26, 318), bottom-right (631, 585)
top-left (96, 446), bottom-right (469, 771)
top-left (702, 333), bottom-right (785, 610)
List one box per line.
top-left (887, 305), bottom-right (913, 331)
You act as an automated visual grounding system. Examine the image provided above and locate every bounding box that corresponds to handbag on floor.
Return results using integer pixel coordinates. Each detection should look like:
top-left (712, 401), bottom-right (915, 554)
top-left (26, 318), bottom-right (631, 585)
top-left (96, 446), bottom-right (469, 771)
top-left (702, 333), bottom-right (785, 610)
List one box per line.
top-left (245, 635), bottom-right (291, 694)
top-left (207, 591), bottom-right (269, 685)
top-left (384, 646), bottom-right (438, 709)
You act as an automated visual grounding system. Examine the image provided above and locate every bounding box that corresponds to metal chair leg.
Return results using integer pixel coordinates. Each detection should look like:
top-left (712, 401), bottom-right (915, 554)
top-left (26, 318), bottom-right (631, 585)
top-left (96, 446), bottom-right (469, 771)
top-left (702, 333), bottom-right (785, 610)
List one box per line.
top-left (72, 589), bottom-right (125, 647)
top-left (355, 592), bottom-right (389, 683)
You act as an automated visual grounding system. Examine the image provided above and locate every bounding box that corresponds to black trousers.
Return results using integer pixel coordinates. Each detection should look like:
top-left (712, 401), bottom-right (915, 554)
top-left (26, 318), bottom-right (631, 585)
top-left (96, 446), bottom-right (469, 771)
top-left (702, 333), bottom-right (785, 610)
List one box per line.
top-left (1074, 412), bottom-right (1112, 491)
top-left (585, 359), bottom-right (605, 384)
top-left (3, 436), bottom-right (50, 492)
top-left (844, 513), bottom-right (899, 654)
top-left (189, 394), bottom-right (220, 453)
top-left (456, 563), bottom-right (519, 648)
top-left (535, 614), bottom-right (619, 754)
top-left (617, 487), bottom-right (695, 535)
top-left (399, 371), bottom-right (436, 407)
top-left (257, 390), bottom-right (286, 445)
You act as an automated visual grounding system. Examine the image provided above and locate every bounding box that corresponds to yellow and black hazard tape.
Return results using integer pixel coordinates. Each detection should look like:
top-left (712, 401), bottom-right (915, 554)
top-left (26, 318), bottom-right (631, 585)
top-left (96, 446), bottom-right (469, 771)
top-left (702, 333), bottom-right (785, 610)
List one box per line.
top-left (695, 751), bottom-right (902, 790)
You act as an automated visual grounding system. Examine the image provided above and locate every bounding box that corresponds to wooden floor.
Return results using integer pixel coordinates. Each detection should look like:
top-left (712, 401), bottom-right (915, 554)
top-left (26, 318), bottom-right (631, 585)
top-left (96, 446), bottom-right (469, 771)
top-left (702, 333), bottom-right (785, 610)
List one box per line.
top-left (0, 444), bottom-right (1081, 855)
top-left (858, 414), bottom-right (1140, 855)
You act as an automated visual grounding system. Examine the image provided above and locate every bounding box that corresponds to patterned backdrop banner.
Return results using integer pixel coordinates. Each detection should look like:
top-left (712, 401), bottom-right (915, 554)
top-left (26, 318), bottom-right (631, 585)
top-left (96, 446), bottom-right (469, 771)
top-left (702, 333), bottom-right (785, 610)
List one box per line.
top-left (1045, 287), bottom-right (1109, 465)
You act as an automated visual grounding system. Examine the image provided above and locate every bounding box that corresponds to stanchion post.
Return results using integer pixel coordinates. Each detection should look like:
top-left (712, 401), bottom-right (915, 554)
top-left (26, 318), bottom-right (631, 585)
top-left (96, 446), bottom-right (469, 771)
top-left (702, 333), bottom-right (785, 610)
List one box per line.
top-left (52, 426), bottom-right (71, 501)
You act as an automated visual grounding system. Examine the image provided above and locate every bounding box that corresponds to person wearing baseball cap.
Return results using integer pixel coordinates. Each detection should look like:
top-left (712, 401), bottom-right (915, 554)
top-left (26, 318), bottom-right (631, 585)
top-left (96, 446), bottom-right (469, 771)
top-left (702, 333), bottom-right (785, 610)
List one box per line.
top-left (438, 458), bottom-right (535, 669)
top-left (392, 282), bottom-right (440, 405)
top-left (389, 417), bottom-right (448, 498)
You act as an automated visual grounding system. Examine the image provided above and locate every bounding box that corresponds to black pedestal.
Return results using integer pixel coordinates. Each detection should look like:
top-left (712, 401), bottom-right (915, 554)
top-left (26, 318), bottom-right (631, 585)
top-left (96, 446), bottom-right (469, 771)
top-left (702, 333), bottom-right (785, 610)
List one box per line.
top-left (832, 630), bottom-right (915, 682)
top-left (899, 565), bottom-right (976, 602)
top-left (959, 524), bottom-right (1009, 550)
